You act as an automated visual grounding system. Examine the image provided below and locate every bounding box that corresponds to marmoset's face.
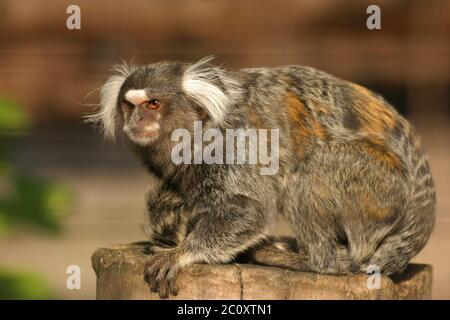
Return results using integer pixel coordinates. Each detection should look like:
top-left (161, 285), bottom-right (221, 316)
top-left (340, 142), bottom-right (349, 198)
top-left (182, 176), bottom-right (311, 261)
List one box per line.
top-left (118, 64), bottom-right (190, 146)
top-left (119, 88), bottom-right (165, 145)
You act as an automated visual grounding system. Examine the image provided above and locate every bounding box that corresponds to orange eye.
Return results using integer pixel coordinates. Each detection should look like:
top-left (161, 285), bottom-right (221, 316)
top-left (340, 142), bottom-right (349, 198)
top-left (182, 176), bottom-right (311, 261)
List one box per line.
top-left (145, 99), bottom-right (161, 110)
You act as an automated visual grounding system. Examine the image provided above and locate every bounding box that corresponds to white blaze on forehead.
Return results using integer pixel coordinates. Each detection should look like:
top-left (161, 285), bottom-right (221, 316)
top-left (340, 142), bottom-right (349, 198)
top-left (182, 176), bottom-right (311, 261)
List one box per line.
top-left (125, 89), bottom-right (149, 105)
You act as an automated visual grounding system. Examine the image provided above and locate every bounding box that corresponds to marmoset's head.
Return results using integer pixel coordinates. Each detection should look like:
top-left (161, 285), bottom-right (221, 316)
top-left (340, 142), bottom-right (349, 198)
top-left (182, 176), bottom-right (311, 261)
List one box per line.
top-left (87, 57), bottom-right (242, 146)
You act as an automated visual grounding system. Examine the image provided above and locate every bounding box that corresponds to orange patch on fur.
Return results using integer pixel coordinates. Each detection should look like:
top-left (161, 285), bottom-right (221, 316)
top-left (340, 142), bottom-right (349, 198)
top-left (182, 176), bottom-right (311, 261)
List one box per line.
top-left (286, 93), bottom-right (311, 156)
top-left (365, 203), bottom-right (391, 220)
top-left (361, 140), bottom-right (402, 170)
top-left (286, 93), bottom-right (326, 156)
top-left (312, 120), bottom-right (327, 140)
top-left (360, 193), bottom-right (392, 220)
top-left (350, 83), bottom-right (397, 135)
top-left (286, 94), bottom-right (309, 132)
top-left (349, 83), bottom-right (404, 169)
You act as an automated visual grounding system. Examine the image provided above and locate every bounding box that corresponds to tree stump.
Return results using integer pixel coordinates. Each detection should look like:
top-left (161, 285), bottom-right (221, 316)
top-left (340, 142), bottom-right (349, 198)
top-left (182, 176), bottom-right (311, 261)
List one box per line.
top-left (92, 243), bottom-right (432, 300)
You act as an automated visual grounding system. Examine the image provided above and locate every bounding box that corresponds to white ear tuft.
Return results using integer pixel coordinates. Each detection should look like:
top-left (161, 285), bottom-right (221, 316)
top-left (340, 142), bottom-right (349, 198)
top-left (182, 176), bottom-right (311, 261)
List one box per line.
top-left (85, 61), bottom-right (137, 140)
top-left (182, 56), bottom-right (242, 124)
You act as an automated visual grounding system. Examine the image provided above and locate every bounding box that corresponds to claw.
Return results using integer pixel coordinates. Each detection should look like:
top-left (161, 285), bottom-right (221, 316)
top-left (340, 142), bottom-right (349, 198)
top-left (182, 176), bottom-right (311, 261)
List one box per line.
top-left (167, 268), bottom-right (179, 296)
top-left (145, 250), bottom-right (180, 299)
top-left (156, 265), bottom-right (169, 298)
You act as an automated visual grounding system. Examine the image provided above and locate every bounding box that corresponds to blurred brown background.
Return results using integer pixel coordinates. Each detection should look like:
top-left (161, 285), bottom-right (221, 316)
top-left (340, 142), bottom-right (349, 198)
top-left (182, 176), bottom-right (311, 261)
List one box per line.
top-left (0, 0), bottom-right (448, 299)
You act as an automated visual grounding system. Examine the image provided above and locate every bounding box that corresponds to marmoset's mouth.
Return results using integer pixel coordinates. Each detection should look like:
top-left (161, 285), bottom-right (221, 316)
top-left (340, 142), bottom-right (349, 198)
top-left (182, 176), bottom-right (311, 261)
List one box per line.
top-left (124, 124), bottom-right (160, 145)
top-left (131, 127), bottom-right (159, 139)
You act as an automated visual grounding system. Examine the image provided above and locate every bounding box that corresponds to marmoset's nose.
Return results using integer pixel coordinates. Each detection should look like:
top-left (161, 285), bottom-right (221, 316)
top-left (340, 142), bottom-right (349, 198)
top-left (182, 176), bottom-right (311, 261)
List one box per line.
top-left (132, 109), bottom-right (147, 123)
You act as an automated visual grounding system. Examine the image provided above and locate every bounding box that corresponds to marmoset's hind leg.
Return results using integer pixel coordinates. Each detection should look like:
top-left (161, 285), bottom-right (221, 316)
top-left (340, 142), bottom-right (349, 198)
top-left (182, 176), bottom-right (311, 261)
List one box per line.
top-left (240, 236), bottom-right (311, 271)
top-left (239, 236), bottom-right (353, 273)
top-left (281, 141), bottom-right (413, 275)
